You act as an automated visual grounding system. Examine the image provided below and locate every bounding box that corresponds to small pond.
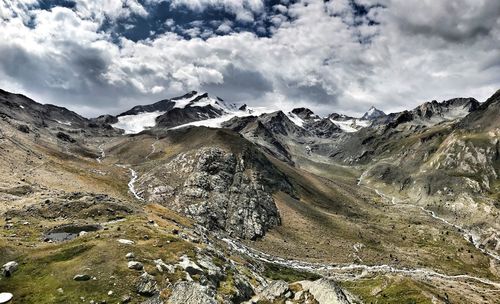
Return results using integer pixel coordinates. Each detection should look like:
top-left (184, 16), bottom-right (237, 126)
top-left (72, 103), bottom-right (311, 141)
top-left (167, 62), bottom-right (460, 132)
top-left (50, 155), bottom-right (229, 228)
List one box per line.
top-left (44, 224), bottom-right (101, 242)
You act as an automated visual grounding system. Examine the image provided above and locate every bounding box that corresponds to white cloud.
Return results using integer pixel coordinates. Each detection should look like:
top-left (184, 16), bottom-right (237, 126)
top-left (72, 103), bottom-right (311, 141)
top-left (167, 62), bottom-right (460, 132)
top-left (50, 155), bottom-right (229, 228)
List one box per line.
top-left (0, 0), bottom-right (499, 118)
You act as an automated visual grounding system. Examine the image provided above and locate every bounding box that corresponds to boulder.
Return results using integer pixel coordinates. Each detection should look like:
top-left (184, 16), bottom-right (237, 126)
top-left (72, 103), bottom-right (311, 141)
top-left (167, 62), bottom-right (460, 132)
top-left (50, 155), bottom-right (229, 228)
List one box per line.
top-left (118, 239), bottom-right (135, 245)
top-left (128, 261), bottom-right (144, 270)
top-left (167, 282), bottom-right (216, 304)
top-left (231, 274), bottom-right (254, 302)
top-left (177, 255), bottom-right (203, 276)
top-left (136, 273), bottom-right (158, 296)
top-left (73, 274), bottom-right (91, 281)
top-left (153, 259), bottom-right (175, 273)
top-left (0, 292), bottom-right (13, 304)
top-left (299, 279), bottom-right (355, 304)
top-left (259, 280), bottom-right (290, 301)
top-left (1, 261), bottom-right (18, 277)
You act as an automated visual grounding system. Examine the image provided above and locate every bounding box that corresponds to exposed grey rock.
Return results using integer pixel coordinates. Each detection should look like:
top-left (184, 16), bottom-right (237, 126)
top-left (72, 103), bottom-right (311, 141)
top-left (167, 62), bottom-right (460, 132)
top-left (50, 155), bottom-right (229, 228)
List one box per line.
top-left (118, 239), bottom-right (135, 245)
top-left (136, 273), bottom-right (159, 296)
top-left (177, 255), bottom-right (203, 276)
top-left (259, 280), bottom-right (290, 301)
top-left (56, 131), bottom-right (76, 143)
top-left (196, 254), bottom-right (222, 283)
top-left (17, 124), bottom-right (30, 133)
top-left (128, 261), bottom-right (144, 270)
top-left (125, 252), bottom-right (135, 259)
top-left (167, 282), bottom-right (216, 304)
top-left (1, 261), bottom-right (18, 277)
top-left (299, 279), bottom-right (356, 304)
top-left (139, 145), bottom-right (289, 240)
top-left (154, 259), bottom-right (175, 273)
top-left (231, 273), bottom-right (254, 302)
top-left (141, 294), bottom-right (163, 304)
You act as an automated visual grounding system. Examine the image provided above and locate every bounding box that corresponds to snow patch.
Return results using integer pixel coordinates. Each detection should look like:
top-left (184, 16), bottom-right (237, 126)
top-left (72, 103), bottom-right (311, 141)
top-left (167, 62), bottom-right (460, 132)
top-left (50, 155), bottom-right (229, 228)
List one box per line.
top-left (330, 118), bottom-right (371, 132)
top-left (286, 112), bottom-right (305, 127)
top-left (55, 120), bottom-right (72, 126)
top-left (172, 106), bottom-right (276, 130)
top-left (172, 92), bottom-right (202, 109)
top-left (112, 111), bottom-right (165, 134)
top-left (174, 93), bottom-right (229, 112)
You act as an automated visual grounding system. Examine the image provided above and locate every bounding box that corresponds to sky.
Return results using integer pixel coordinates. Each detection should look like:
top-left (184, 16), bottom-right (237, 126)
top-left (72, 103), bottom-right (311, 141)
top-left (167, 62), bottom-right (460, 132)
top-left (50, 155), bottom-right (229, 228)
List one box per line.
top-left (0, 0), bottom-right (499, 118)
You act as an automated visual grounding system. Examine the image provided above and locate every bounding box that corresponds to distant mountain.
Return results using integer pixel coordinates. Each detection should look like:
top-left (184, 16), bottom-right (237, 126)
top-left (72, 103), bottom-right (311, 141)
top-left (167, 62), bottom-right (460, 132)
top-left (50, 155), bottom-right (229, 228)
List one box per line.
top-left (1, 86), bottom-right (500, 303)
top-left (0, 89), bottom-right (89, 129)
top-left (290, 107), bottom-right (320, 121)
top-left (111, 91), bottom-right (238, 133)
top-left (361, 106), bottom-right (386, 120)
top-left (458, 90), bottom-right (499, 131)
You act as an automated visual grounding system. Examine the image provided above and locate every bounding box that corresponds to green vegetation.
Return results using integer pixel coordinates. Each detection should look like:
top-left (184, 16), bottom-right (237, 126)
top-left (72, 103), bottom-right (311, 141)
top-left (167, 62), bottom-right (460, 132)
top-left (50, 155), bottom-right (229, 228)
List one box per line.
top-left (262, 263), bottom-right (321, 282)
top-left (0, 214), bottom-right (197, 304)
top-left (341, 276), bottom-right (435, 304)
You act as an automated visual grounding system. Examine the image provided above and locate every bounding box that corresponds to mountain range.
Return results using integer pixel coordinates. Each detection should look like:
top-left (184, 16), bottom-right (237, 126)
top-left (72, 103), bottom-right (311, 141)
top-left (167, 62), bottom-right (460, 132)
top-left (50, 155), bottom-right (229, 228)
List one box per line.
top-left (0, 87), bottom-right (499, 304)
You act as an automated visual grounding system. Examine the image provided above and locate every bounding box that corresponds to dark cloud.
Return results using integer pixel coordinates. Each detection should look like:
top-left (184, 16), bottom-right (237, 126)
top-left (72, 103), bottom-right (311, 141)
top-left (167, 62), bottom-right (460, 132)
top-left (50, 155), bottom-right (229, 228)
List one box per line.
top-left (202, 64), bottom-right (273, 103)
top-left (389, 1), bottom-right (500, 43)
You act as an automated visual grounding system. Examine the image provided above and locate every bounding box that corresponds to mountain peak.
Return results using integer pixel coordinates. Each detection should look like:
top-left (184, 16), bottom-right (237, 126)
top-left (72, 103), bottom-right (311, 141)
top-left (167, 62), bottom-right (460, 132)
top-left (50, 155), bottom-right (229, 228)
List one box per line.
top-left (362, 106), bottom-right (386, 120)
top-left (291, 107), bottom-right (317, 120)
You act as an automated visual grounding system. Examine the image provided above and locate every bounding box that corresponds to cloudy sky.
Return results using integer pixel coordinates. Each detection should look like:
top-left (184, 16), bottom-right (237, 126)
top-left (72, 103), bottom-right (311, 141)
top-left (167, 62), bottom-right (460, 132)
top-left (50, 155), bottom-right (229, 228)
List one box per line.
top-left (0, 0), bottom-right (499, 117)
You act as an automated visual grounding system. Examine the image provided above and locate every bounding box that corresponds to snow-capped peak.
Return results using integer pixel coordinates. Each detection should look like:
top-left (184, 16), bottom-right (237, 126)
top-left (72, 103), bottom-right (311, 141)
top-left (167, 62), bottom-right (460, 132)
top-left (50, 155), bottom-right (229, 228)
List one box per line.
top-left (361, 106), bottom-right (386, 120)
top-left (172, 91), bottom-right (233, 112)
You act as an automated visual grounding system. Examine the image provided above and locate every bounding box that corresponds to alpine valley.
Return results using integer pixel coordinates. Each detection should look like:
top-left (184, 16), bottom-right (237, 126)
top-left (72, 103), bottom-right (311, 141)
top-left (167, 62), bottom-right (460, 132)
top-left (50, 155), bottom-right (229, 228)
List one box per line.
top-left (0, 87), bottom-right (499, 304)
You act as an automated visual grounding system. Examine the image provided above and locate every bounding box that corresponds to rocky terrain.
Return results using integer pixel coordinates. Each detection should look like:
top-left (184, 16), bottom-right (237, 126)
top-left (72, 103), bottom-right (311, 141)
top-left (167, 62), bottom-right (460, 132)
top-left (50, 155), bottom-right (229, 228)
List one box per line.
top-left (0, 88), bottom-right (499, 303)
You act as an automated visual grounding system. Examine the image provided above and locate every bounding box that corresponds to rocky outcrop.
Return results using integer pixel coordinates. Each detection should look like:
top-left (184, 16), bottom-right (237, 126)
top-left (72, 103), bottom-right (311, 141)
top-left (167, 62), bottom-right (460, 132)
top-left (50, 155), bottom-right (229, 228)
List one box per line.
top-left (136, 273), bottom-right (159, 296)
top-left (139, 146), bottom-right (290, 239)
top-left (299, 279), bottom-right (356, 304)
top-left (128, 261), bottom-right (144, 270)
top-left (167, 282), bottom-right (216, 304)
top-left (258, 280), bottom-right (290, 301)
top-left (248, 278), bottom-right (356, 304)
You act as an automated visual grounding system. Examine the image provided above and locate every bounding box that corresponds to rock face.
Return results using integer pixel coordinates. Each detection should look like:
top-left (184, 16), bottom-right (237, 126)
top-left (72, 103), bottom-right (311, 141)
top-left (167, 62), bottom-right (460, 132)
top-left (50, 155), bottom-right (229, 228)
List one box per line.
top-left (138, 144), bottom-right (291, 239)
top-left (167, 282), bottom-right (216, 304)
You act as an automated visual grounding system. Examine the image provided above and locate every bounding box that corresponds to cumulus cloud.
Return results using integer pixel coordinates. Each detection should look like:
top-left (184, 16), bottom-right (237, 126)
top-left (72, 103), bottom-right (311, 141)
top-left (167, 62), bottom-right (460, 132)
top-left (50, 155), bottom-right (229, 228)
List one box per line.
top-left (0, 0), bottom-right (499, 118)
